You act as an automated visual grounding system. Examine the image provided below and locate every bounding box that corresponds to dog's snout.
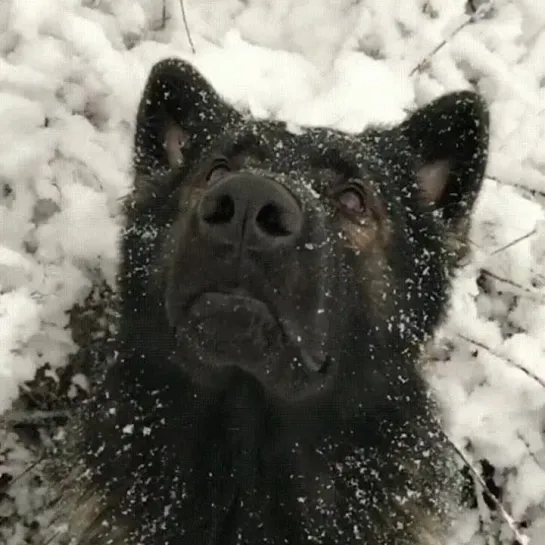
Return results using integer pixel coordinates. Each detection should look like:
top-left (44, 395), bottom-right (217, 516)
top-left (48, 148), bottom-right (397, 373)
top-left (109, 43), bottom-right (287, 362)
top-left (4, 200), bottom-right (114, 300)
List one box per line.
top-left (197, 173), bottom-right (303, 251)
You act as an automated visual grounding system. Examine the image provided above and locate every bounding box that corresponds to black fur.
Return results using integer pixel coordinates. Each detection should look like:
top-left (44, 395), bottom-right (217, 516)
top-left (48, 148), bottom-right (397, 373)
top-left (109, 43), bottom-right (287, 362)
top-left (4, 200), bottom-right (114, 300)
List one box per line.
top-left (52, 58), bottom-right (489, 545)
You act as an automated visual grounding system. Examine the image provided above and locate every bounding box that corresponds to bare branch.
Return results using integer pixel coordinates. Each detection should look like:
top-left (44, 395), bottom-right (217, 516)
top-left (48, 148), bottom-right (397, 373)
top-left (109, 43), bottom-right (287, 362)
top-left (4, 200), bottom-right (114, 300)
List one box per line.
top-left (410, 1), bottom-right (495, 76)
top-left (0, 455), bottom-right (44, 494)
top-left (491, 228), bottom-right (537, 255)
top-left (480, 268), bottom-right (545, 302)
top-left (0, 409), bottom-right (69, 426)
top-left (446, 437), bottom-right (531, 545)
top-left (457, 333), bottom-right (545, 390)
top-left (486, 174), bottom-right (545, 200)
top-left (179, 0), bottom-right (196, 54)
top-left (515, 431), bottom-right (542, 468)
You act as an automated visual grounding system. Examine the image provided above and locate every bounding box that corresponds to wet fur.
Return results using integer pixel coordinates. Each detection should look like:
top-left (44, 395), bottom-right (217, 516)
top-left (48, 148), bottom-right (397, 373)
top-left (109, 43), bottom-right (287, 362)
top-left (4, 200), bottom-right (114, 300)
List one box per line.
top-left (42, 59), bottom-right (489, 545)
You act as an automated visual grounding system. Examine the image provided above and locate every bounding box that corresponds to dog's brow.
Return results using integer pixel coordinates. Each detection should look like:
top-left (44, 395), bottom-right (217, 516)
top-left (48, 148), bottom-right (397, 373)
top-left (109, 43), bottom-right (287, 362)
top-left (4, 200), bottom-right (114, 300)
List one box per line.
top-left (309, 149), bottom-right (359, 179)
top-left (226, 133), bottom-right (267, 158)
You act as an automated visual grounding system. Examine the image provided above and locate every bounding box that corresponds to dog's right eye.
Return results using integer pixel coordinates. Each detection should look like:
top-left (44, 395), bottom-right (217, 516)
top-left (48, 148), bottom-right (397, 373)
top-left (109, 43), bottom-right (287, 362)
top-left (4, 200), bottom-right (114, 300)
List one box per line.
top-left (207, 159), bottom-right (230, 184)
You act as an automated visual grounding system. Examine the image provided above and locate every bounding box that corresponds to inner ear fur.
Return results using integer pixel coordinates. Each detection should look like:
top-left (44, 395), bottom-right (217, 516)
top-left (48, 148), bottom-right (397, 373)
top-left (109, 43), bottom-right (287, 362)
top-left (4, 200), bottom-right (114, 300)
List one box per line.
top-left (133, 58), bottom-right (241, 176)
top-left (401, 91), bottom-right (490, 224)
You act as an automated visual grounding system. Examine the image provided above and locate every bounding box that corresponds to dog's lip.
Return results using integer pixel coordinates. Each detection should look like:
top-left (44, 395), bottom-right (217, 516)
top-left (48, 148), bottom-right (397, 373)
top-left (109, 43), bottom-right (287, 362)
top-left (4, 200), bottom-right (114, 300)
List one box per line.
top-left (188, 290), bottom-right (273, 321)
top-left (185, 288), bottom-right (329, 373)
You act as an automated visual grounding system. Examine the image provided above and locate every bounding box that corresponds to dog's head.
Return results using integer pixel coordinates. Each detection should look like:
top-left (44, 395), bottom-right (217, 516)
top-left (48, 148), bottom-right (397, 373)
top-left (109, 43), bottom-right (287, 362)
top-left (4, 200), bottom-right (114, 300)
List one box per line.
top-left (121, 58), bottom-right (489, 404)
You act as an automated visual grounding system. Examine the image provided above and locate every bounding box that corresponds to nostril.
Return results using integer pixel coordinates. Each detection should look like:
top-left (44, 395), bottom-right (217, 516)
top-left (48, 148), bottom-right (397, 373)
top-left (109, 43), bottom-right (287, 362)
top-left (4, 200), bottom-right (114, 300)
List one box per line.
top-left (255, 203), bottom-right (292, 237)
top-left (202, 194), bottom-right (235, 225)
top-left (198, 176), bottom-right (302, 247)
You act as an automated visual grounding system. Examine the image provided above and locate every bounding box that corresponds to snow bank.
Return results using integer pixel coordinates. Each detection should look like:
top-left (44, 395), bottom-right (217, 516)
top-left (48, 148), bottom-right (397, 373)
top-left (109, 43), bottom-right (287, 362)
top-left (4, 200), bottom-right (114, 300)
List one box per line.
top-left (0, 0), bottom-right (544, 543)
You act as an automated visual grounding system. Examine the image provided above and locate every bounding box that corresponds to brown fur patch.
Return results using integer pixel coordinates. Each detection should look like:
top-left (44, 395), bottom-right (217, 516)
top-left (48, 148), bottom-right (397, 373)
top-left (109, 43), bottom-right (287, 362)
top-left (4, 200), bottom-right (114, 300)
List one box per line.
top-left (42, 467), bottom-right (130, 545)
top-left (342, 212), bottom-right (395, 319)
top-left (412, 514), bottom-right (447, 545)
top-left (446, 215), bottom-right (473, 264)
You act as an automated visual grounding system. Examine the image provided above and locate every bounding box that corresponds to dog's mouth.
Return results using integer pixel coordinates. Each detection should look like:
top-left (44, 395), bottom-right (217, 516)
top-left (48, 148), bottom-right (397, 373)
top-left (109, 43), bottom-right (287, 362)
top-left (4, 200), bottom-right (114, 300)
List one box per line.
top-left (182, 289), bottom-right (329, 374)
top-left (189, 291), bottom-right (272, 324)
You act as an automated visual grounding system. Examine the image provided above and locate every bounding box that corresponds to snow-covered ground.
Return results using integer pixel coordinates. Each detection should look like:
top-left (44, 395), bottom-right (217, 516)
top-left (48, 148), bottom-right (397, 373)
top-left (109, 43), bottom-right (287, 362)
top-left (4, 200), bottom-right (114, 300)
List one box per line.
top-left (1, 0), bottom-right (544, 543)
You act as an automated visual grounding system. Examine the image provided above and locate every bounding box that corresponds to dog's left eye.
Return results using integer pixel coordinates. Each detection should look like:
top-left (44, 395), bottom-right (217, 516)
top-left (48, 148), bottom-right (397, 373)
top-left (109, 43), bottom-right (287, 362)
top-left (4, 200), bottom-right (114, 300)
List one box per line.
top-left (207, 159), bottom-right (230, 184)
top-left (332, 183), bottom-right (366, 216)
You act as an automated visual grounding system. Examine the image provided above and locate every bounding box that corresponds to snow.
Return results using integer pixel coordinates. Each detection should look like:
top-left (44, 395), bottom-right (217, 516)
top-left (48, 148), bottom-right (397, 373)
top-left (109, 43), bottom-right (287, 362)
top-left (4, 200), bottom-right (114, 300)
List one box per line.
top-left (0, 0), bottom-right (544, 543)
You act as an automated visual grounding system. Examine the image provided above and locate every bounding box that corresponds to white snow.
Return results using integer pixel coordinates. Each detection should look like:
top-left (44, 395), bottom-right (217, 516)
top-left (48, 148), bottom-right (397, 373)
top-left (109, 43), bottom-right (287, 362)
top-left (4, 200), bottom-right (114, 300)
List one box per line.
top-left (0, 0), bottom-right (544, 543)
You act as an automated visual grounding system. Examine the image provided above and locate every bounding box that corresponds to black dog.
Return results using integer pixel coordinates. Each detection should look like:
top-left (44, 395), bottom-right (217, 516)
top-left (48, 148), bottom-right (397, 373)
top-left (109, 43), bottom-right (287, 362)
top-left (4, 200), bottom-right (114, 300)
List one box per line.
top-left (45, 58), bottom-right (489, 545)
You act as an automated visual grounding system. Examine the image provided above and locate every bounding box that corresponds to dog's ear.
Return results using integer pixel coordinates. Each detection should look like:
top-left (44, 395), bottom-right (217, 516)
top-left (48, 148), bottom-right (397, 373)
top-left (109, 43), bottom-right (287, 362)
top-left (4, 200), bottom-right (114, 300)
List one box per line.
top-left (133, 58), bottom-right (240, 176)
top-left (401, 91), bottom-right (489, 225)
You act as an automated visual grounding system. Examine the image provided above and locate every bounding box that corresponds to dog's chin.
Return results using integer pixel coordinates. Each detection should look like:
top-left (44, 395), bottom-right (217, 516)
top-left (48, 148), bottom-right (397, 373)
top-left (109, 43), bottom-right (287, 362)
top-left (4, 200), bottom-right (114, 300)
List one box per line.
top-left (176, 292), bottom-right (330, 377)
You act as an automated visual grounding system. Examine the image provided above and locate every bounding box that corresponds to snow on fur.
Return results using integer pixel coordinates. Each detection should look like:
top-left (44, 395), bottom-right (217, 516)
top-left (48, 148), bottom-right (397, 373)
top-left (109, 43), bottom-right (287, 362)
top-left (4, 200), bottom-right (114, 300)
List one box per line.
top-left (0, 0), bottom-right (544, 543)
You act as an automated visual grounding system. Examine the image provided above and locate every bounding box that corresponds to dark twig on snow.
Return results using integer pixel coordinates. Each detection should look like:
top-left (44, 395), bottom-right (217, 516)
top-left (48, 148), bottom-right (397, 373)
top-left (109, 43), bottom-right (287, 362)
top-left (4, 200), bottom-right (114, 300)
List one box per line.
top-left (410, 23), bottom-right (468, 76)
top-left (0, 455), bottom-right (44, 494)
top-left (446, 437), bottom-right (531, 545)
top-left (0, 409), bottom-right (69, 426)
top-left (162, 0), bottom-right (168, 29)
top-left (410, 1), bottom-right (495, 76)
top-left (491, 228), bottom-right (538, 255)
top-left (516, 431), bottom-right (542, 468)
top-left (457, 333), bottom-right (545, 390)
top-left (480, 268), bottom-right (545, 302)
top-left (487, 173), bottom-right (545, 200)
top-left (179, 0), bottom-right (196, 54)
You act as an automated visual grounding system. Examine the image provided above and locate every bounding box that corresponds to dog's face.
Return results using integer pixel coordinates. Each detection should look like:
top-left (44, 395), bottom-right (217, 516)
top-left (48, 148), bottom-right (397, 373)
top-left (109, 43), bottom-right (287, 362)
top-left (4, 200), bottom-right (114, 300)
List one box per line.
top-left (122, 59), bottom-right (488, 403)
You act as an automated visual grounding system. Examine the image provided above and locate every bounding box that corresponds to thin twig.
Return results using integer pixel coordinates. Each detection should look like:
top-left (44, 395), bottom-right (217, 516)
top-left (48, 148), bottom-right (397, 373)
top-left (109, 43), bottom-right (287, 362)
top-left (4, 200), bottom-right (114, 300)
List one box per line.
top-left (515, 431), bottom-right (542, 468)
top-left (162, 0), bottom-right (168, 29)
top-left (0, 409), bottom-right (69, 426)
top-left (0, 455), bottom-right (44, 494)
top-left (486, 174), bottom-right (545, 200)
top-left (179, 0), bottom-right (196, 54)
top-left (409, 23), bottom-right (466, 76)
top-left (446, 437), bottom-right (531, 545)
top-left (491, 228), bottom-right (537, 255)
top-left (480, 268), bottom-right (545, 302)
top-left (457, 333), bottom-right (545, 390)
top-left (410, 1), bottom-right (494, 76)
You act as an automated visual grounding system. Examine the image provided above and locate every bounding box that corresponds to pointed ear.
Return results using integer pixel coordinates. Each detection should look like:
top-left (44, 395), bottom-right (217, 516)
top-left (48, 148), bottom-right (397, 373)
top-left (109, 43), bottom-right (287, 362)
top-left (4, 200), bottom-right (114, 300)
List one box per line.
top-left (401, 91), bottom-right (489, 225)
top-left (133, 58), bottom-right (240, 176)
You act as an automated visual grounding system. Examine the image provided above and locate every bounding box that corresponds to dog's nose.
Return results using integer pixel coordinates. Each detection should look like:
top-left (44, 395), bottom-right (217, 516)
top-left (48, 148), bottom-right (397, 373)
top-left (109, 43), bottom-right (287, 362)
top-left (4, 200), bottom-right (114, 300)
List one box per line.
top-left (197, 172), bottom-right (303, 251)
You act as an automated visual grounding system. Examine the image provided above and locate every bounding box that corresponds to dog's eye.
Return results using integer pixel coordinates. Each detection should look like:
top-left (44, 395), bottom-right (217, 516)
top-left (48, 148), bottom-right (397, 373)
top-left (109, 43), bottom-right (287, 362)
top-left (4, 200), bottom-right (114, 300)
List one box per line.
top-left (332, 183), bottom-right (366, 216)
top-left (207, 159), bottom-right (230, 184)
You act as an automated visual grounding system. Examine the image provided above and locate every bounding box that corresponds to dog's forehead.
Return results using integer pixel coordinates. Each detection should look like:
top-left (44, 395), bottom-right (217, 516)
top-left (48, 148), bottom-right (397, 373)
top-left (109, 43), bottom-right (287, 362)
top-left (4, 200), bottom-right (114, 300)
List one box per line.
top-left (229, 119), bottom-right (395, 173)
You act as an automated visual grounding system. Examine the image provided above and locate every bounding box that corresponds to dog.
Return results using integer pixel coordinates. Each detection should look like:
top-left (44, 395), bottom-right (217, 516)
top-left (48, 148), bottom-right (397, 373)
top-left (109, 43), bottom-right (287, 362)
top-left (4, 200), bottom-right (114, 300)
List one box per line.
top-left (43, 57), bottom-right (489, 545)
